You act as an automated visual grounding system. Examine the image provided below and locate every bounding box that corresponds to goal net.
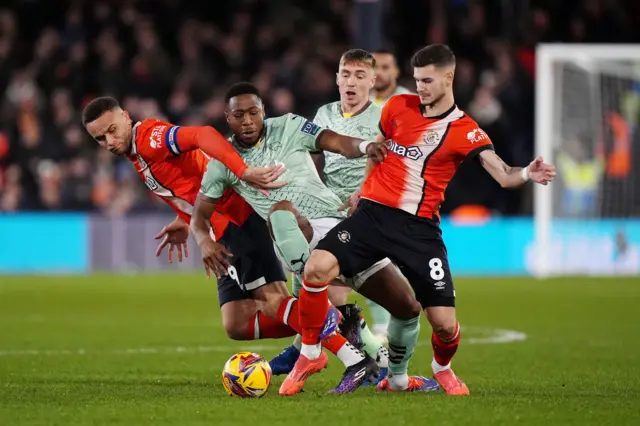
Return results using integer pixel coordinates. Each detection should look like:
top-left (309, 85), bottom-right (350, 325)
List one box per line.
top-left (531, 44), bottom-right (640, 277)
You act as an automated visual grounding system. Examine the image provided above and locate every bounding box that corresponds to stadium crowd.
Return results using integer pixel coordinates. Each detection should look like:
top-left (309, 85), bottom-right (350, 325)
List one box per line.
top-left (0, 0), bottom-right (638, 216)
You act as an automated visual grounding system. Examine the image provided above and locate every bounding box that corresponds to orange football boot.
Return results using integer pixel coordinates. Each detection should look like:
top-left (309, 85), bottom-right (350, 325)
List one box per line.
top-left (279, 352), bottom-right (329, 396)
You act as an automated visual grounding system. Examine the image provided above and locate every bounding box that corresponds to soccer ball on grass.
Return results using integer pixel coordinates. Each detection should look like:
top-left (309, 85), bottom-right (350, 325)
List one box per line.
top-left (222, 352), bottom-right (272, 398)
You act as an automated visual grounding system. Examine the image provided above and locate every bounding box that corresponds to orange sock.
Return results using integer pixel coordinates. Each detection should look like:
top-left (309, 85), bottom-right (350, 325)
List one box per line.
top-left (276, 296), bottom-right (300, 331)
top-left (299, 280), bottom-right (330, 345)
top-left (431, 322), bottom-right (460, 366)
top-left (278, 296), bottom-right (354, 356)
top-left (245, 312), bottom-right (297, 340)
top-left (322, 333), bottom-right (348, 354)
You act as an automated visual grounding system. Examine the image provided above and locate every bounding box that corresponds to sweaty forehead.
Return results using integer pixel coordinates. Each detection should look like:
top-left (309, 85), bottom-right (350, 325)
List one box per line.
top-left (229, 94), bottom-right (262, 111)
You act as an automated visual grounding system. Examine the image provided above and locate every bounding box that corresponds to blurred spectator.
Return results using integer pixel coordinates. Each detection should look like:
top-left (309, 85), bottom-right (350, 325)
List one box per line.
top-left (0, 0), bottom-right (638, 216)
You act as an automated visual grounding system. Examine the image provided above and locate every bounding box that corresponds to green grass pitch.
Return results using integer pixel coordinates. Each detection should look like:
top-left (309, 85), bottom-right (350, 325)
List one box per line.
top-left (0, 275), bottom-right (638, 425)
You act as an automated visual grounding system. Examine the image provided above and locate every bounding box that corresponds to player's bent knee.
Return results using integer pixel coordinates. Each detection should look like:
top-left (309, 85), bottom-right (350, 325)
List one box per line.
top-left (397, 298), bottom-right (422, 320)
top-left (385, 296), bottom-right (421, 320)
top-left (252, 282), bottom-right (289, 318)
top-left (427, 309), bottom-right (458, 338)
top-left (304, 250), bottom-right (340, 283)
top-left (221, 301), bottom-right (256, 340)
top-left (222, 318), bottom-right (249, 340)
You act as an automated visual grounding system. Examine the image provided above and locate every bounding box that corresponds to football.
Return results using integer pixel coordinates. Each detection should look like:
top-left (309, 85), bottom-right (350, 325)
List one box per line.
top-left (221, 352), bottom-right (272, 398)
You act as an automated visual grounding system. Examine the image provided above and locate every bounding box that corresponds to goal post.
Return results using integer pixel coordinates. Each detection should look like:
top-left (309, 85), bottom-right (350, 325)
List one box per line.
top-left (533, 44), bottom-right (640, 277)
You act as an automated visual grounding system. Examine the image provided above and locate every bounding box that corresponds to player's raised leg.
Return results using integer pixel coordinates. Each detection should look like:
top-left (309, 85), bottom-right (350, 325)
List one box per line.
top-left (267, 202), bottom-right (371, 395)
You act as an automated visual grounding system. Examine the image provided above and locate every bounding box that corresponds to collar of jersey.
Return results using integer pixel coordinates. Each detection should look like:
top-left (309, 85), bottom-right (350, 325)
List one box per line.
top-left (232, 132), bottom-right (264, 150)
top-left (339, 100), bottom-right (372, 119)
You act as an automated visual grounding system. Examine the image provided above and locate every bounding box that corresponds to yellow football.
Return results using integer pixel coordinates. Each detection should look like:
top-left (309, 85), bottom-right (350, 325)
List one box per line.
top-left (221, 352), bottom-right (272, 398)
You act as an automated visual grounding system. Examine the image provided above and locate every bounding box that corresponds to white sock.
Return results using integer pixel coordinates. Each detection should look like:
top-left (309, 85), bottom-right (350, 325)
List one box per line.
top-left (300, 343), bottom-right (322, 360)
top-left (336, 342), bottom-right (365, 367)
top-left (376, 346), bottom-right (389, 368)
top-left (388, 372), bottom-right (409, 390)
top-left (292, 334), bottom-right (302, 351)
top-left (431, 358), bottom-right (451, 374)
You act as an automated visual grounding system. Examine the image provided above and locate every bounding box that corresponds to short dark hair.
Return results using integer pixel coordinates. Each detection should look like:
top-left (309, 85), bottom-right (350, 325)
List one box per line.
top-left (340, 49), bottom-right (376, 68)
top-left (411, 44), bottom-right (456, 68)
top-left (82, 97), bottom-right (120, 127)
top-left (224, 82), bottom-right (261, 104)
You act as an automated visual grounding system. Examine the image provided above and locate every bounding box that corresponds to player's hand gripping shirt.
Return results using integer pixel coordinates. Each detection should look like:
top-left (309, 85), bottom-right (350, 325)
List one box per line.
top-left (313, 101), bottom-right (381, 202)
top-left (200, 113), bottom-right (345, 221)
top-left (362, 94), bottom-right (494, 220)
top-left (126, 119), bottom-right (253, 238)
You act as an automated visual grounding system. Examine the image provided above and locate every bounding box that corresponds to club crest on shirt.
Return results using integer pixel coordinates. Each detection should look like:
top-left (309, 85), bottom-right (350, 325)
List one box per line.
top-left (423, 130), bottom-right (440, 146)
top-left (337, 230), bottom-right (351, 243)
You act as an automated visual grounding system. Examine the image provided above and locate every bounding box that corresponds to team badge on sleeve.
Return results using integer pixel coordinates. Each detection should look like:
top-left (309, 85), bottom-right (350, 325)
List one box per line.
top-left (301, 120), bottom-right (321, 136)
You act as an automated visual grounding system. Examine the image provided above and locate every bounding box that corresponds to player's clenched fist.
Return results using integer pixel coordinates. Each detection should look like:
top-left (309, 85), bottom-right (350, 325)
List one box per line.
top-left (199, 239), bottom-right (233, 279)
top-left (364, 140), bottom-right (389, 163)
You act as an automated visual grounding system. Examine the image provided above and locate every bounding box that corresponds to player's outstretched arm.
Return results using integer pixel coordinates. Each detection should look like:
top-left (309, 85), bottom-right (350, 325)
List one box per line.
top-left (316, 130), bottom-right (388, 162)
top-left (191, 194), bottom-right (233, 279)
top-left (478, 150), bottom-right (557, 188)
top-left (175, 126), bottom-right (286, 190)
top-left (155, 215), bottom-right (189, 264)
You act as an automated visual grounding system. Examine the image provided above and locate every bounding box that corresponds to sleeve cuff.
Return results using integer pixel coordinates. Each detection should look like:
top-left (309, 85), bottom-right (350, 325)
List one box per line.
top-left (467, 144), bottom-right (494, 161)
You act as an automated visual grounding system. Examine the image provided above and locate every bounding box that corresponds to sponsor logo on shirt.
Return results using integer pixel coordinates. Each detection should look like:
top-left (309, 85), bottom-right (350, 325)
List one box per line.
top-left (466, 128), bottom-right (488, 144)
top-left (388, 140), bottom-right (424, 161)
top-left (150, 125), bottom-right (166, 148)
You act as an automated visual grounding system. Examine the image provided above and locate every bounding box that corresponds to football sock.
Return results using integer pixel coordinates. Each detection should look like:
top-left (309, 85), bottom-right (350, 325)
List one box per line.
top-left (431, 321), bottom-right (460, 372)
top-left (388, 372), bottom-right (409, 390)
top-left (276, 296), bottom-right (300, 331)
top-left (246, 312), bottom-right (297, 340)
top-left (299, 279), bottom-right (330, 359)
top-left (387, 315), bottom-right (420, 388)
top-left (323, 333), bottom-right (365, 367)
top-left (269, 210), bottom-right (309, 274)
top-left (365, 299), bottom-right (391, 335)
top-left (279, 298), bottom-right (361, 366)
top-left (291, 273), bottom-right (302, 298)
top-left (359, 315), bottom-right (384, 358)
